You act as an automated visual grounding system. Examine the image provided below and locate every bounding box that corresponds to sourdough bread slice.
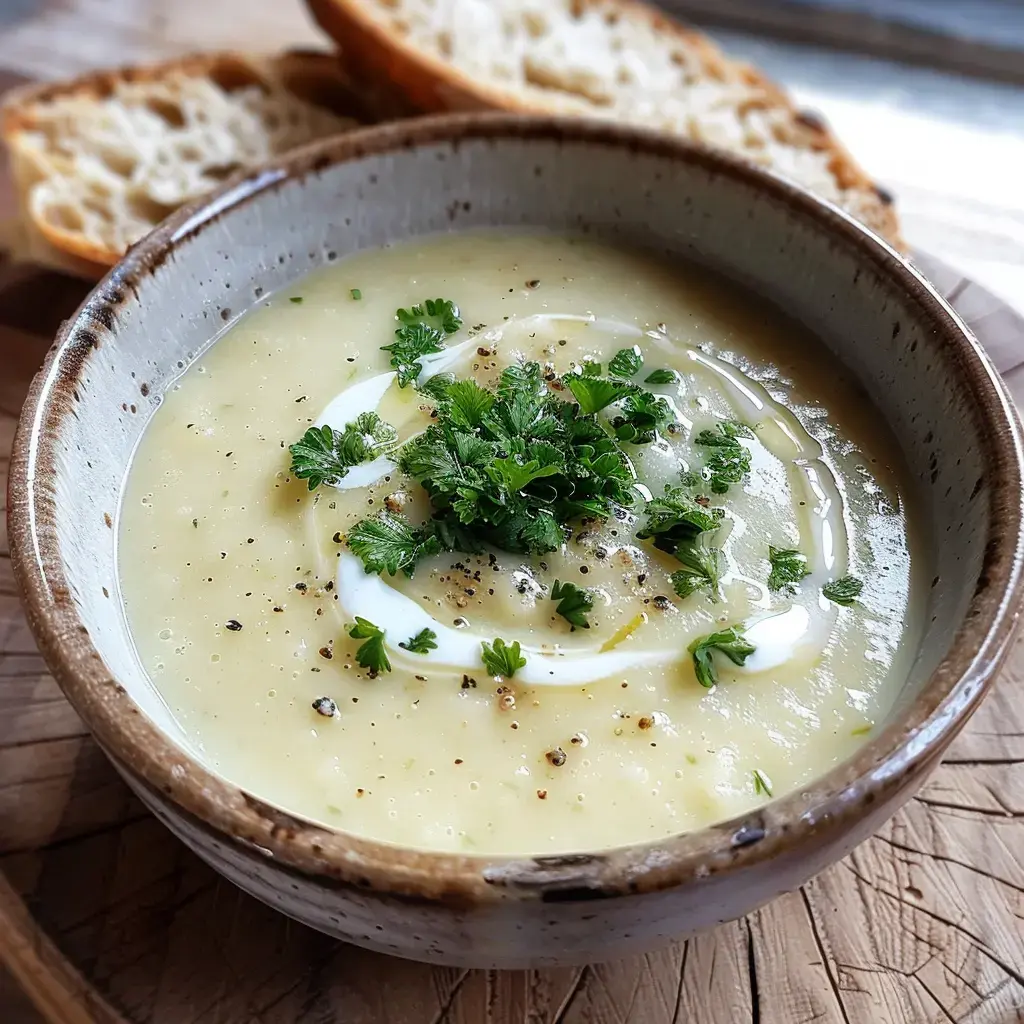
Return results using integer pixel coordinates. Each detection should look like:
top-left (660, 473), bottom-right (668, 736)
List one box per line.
top-left (0, 51), bottom-right (363, 275)
top-left (306, 0), bottom-right (901, 247)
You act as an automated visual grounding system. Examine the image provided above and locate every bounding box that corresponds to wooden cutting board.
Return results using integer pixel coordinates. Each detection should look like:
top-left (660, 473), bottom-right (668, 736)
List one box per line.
top-left (0, 242), bottom-right (1022, 1023)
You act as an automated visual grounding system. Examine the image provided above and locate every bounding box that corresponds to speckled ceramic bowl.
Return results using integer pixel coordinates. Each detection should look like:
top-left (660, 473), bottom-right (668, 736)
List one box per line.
top-left (10, 115), bottom-right (1024, 969)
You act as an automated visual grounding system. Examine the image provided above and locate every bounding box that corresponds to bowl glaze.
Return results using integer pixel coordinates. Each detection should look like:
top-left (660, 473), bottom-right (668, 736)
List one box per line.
top-left (9, 114), bottom-right (1024, 968)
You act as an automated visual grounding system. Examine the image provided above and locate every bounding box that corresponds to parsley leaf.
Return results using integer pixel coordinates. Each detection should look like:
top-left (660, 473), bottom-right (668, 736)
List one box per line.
top-left (608, 345), bottom-right (643, 379)
top-left (565, 375), bottom-right (634, 414)
top-left (644, 368), bottom-right (677, 385)
top-left (822, 575), bottom-right (864, 605)
top-left (481, 637), bottom-right (527, 679)
top-left (669, 539), bottom-right (723, 600)
top-left (288, 413), bottom-right (397, 491)
top-left (399, 628), bottom-right (438, 654)
top-left (752, 768), bottom-right (773, 797)
top-left (688, 624), bottom-right (756, 688)
top-left (382, 298), bottom-right (462, 387)
top-left (612, 389), bottom-right (672, 444)
top-left (550, 579), bottom-right (594, 630)
top-left (347, 512), bottom-right (442, 577)
top-left (638, 486), bottom-right (721, 557)
top-left (349, 617), bottom-right (391, 675)
top-left (767, 546), bottom-right (810, 593)
top-left (694, 421), bottom-right (753, 494)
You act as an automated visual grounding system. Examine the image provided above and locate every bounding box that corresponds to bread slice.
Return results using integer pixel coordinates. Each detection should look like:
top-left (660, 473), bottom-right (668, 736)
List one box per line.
top-left (0, 51), bottom-right (364, 276)
top-left (306, 0), bottom-right (902, 247)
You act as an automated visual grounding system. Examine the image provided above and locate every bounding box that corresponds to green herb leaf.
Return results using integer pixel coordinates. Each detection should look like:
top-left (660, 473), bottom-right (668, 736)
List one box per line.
top-left (644, 368), bottom-right (677, 385)
top-left (550, 579), bottom-right (594, 630)
top-left (669, 540), bottom-right (723, 600)
top-left (608, 345), bottom-right (643, 379)
top-left (752, 768), bottom-right (773, 796)
top-left (768, 546), bottom-right (810, 593)
top-left (399, 628), bottom-right (438, 654)
top-left (688, 624), bottom-right (755, 688)
top-left (350, 288), bottom-right (362, 300)
top-left (822, 575), bottom-right (864, 605)
top-left (289, 296), bottom-right (303, 304)
top-left (288, 413), bottom-right (397, 491)
top-left (638, 486), bottom-right (721, 558)
top-left (565, 375), bottom-right (634, 414)
top-left (382, 297), bottom-right (462, 387)
top-left (346, 512), bottom-right (442, 577)
top-left (349, 617), bottom-right (391, 675)
top-left (694, 421), bottom-right (753, 494)
top-left (481, 637), bottom-right (527, 679)
top-left (612, 389), bottom-right (672, 444)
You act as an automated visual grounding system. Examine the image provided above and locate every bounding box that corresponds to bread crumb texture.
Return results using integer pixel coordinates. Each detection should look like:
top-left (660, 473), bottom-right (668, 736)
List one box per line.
top-left (344, 0), bottom-right (898, 241)
top-left (3, 57), bottom-right (356, 261)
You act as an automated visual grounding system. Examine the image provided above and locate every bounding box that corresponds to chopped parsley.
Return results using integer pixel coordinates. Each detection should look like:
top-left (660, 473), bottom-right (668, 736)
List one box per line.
top-left (822, 575), bottom-right (864, 605)
top-left (346, 512), bottom-right (442, 577)
top-left (637, 485), bottom-right (721, 557)
top-left (288, 412), bottom-right (397, 491)
top-left (348, 362), bottom-right (641, 574)
top-left (611, 388), bottom-right (673, 444)
top-left (608, 345), bottom-right (643, 379)
top-left (481, 637), bottom-right (527, 679)
top-left (767, 546), bottom-right (810, 593)
top-left (564, 374), bottom-right (634, 414)
top-left (381, 297), bottom-right (462, 387)
top-left (752, 768), bottom-right (773, 796)
top-left (688, 624), bottom-right (756, 688)
top-left (350, 288), bottom-right (362, 300)
top-left (669, 539), bottom-right (722, 600)
top-left (550, 579), bottom-right (594, 630)
top-left (289, 296), bottom-right (303, 304)
top-left (399, 627), bottom-right (438, 654)
top-left (644, 368), bottom-right (677, 385)
top-left (693, 420), bottom-right (753, 493)
top-left (349, 617), bottom-right (391, 675)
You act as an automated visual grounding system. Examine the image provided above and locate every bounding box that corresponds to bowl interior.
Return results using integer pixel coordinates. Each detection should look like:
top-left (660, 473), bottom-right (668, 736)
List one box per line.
top-left (18, 119), bottom-right (1021, 835)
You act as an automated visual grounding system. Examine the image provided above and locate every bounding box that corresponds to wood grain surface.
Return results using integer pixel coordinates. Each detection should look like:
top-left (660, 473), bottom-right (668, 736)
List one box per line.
top-left (0, 2), bottom-right (1023, 1022)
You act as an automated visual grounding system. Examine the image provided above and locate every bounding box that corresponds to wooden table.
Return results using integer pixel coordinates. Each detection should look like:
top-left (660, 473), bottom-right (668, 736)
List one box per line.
top-left (1, 3), bottom-right (1023, 1022)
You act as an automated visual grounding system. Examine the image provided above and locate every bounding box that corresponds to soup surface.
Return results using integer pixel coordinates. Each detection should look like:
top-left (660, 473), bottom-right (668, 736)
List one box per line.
top-left (120, 231), bottom-right (923, 855)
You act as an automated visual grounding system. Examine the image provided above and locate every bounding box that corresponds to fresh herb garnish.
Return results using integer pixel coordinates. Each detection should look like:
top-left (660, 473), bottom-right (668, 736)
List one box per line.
top-left (822, 575), bottom-right (864, 605)
top-left (350, 288), bottom-right (362, 300)
top-left (349, 617), bottom-right (391, 675)
top-left (768, 546), bottom-right (810, 593)
top-left (608, 345), bottom-right (643, 379)
top-left (752, 768), bottom-right (773, 796)
top-left (289, 296), bottom-right (303, 304)
top-left (644, 368), bottom-right (677, 385)
top-left (288, 412), bottom-right (397, 491)
top-left (481, 637), bottom-right (527, 679)
top-left (637, 485), bottom-right (721, 558)
top-left (694, 420), bottom-right (753, 493)
top-left (564, 374), bottom-right (634, 414)
top-left (399, 627), bottom-right (438, 654)
top-left (346, 512), bottom-right (442, 577)
top-left (550, 580), bottom-right (594, 630)
top-left (669, 539), bottom-right (723, 600)
top-left (381, 297), bottom-right (462, 387)
top-left (611, 388), bottom-right (673, 444)
top-left (688, 624), bottom-right (756, 688)
top-left (351, 362), bottom-right (637, 570)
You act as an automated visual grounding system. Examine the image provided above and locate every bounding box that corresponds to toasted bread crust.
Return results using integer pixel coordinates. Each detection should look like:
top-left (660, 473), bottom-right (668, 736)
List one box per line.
top-left (306, 0), bottom-right (901, 248)
top-left (0, 50), bottom-right (365, 272)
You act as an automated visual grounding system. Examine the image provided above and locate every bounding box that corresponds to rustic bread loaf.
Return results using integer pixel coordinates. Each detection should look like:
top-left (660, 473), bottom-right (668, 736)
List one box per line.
top-left (306, 0), bottom-right (901, 247)
top-left (0, 51), bottom-right (363, 275)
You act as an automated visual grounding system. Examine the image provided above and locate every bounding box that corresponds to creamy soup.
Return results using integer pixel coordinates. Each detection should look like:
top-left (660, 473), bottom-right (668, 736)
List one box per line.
top-left (119, 231), bottom-right (923, 855)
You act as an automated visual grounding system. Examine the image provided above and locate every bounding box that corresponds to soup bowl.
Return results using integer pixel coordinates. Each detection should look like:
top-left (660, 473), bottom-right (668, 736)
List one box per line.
top-left (9, 114), bottom-right (1024, 968)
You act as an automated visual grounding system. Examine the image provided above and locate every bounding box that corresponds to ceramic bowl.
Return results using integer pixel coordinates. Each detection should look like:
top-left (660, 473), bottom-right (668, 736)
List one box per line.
top-left (9, 115), bottom-right (1024, 969)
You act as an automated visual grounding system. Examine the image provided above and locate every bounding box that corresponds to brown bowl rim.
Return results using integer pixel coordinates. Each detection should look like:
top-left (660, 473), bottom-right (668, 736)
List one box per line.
top-left (9, 113), bottom-right (1024, 904)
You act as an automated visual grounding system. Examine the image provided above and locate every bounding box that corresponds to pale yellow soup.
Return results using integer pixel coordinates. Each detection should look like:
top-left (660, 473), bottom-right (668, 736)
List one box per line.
top-left (119, 231), bottom-right (924, 856)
